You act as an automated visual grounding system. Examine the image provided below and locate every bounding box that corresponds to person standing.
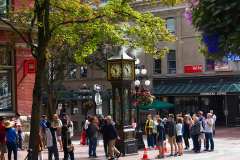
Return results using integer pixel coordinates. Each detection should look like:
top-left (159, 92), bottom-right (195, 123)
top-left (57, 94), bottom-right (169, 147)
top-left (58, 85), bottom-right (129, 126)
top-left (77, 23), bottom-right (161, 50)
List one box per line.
top-left (210, 110), bottom-right (217, 136)
top-left (100, 117), bottom-right (108, 157)
top-left (190, 115), bottom-right (201, 153)
top-left (197, 111), bottom-right (206, 151)
top-left (204, 113), bottom-right (214, 152)
top-left (153, 116), bottom-right (158, 148)
top-left (145, 114), bottom-right (154, 149)
top-left (176, 117), bottom-right (183, 156)
top-left (62, 117), bottom-right (74, 160)
top-left (183, 115), bottom-right (191, 150)
top-left (52, 114), bottom-right (63, 150)
top-left (46, 121), bottom-right (59, 160)
top-left (87, 116), bottom-right (99, 158)
top-left (156, 118), bottom-right (166, 159)
top-left (103, 116), bottom-right (121, 160)
top-left (5, 120), bottom-right (17, 160)
top-left (40, 115), bottom-right (48, 148)
top-left (166, 114), bottom-right (177, 156)
top-left (0, 117), bottom-right (6, 160)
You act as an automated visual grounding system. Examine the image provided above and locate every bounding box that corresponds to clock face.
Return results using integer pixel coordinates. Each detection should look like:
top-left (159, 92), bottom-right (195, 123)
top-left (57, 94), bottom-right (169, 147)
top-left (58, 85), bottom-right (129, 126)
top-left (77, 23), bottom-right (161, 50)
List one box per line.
top-left (110, 64), bottom-right (121, 78)
top-left (123, 63), bottom-right (132, 78)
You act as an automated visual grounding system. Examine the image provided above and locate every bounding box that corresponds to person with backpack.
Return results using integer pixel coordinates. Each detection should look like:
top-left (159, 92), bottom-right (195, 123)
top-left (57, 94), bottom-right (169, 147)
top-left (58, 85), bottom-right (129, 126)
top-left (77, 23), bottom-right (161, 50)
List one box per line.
top-left (145, 114), bottom-right (154, 149)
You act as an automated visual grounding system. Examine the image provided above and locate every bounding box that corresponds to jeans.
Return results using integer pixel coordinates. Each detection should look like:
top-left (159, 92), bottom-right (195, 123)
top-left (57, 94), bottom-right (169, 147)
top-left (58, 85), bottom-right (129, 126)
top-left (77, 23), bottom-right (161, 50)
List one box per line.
top-left (63, 147), bottom-right (74, 160)
top-left (205, 132), bottom-right (214, 150)
top-left (153, 133), bottom-right (157, 146)
top-left (48, 145), bottom-right (59, 160)
top-left (192, 134), bottom-right (200, 152)
top-left (147, 134), bottom-right (154, 148)
top-left (183, 135), bottom-right (190, 148)
top-left (7, 142), bottom-right (17, 160)
top-left (103, 139), bottom-right (108, 157)
top-left (89, 137), bottom-right (97, 156)
top-left (17, 130), bottom-right (23, 149)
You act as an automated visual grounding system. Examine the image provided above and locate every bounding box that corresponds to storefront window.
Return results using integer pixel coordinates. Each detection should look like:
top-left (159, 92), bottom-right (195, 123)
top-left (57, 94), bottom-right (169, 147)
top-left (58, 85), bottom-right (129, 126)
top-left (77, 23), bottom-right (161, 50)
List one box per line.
top-left (0, 70), bottom-right (12, 111)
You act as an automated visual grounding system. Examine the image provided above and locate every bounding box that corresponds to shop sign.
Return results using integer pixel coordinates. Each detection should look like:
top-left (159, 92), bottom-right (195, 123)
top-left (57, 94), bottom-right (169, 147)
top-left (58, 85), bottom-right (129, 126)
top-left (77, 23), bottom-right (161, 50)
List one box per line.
top-left (184, 65), bottom-right (203, 73)
top-left (24, 59), bottom-right (36, 75)
top-left (227, 53), bottom-right (240, 61)
top-left (215, 57), bottom-right (232, 72)
top-left (200, 92), bottom-right (226, 96)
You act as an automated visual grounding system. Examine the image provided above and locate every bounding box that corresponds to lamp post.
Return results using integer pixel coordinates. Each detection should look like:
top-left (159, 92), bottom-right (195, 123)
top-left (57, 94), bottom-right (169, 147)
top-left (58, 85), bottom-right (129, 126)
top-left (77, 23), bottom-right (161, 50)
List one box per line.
top-left (134, 58), bottom-right (151, 149)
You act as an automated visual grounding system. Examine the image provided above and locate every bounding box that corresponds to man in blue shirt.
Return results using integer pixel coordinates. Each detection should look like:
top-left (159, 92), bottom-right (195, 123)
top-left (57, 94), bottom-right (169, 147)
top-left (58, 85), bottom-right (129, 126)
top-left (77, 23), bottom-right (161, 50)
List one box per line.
top-left (5, 120), bottom-right (17, 160)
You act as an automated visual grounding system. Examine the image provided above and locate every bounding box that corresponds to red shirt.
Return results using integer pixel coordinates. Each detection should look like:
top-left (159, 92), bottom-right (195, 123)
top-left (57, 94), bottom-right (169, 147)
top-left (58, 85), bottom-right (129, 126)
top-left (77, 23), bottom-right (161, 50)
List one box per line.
top-left (0, 123), bottom-right (6, 144)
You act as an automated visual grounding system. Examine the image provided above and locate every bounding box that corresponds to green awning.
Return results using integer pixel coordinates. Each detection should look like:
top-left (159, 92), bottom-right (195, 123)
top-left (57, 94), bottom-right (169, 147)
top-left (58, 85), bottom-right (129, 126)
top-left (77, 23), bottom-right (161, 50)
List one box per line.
top-left (153, 82), bottom-right (240, 95)
top-left (139, 100), bottom-right (174, 110)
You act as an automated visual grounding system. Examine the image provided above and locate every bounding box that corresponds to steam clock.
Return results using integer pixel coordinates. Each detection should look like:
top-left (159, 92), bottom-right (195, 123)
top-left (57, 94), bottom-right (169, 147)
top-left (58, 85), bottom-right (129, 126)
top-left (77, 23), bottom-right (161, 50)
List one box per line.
top-left (107, 46), bottom-right (137, 155)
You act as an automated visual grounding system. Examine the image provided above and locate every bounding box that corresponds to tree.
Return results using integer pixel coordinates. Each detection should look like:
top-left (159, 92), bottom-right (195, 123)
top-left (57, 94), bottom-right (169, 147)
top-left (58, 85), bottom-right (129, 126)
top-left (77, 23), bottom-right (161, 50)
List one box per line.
top-left (0, 0), bottom-right (183, 158)
top-left (185, 0), bottom-right (240, 58)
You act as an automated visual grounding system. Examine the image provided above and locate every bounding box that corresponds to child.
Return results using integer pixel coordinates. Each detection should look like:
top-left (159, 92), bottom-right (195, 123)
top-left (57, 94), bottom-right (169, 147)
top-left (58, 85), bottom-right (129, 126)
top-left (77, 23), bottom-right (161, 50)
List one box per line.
top-left (156, 118), bottom-right (166, 159)
top-left (176, 117), bottom-right (184, 156)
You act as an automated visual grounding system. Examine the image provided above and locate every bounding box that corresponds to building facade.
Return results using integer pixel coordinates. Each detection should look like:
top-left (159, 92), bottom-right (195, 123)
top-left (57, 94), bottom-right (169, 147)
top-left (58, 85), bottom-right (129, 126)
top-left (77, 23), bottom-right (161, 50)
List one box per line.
top-left (0, 0), bottom-right (35, 117)
top-left (133, 2), bottom-right (240, 126)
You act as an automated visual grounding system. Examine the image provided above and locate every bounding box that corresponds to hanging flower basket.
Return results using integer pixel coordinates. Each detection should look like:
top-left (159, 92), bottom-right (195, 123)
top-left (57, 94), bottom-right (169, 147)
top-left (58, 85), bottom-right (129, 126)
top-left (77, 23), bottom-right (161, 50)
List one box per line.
top-left (132, 89), bottom-right (155, 107)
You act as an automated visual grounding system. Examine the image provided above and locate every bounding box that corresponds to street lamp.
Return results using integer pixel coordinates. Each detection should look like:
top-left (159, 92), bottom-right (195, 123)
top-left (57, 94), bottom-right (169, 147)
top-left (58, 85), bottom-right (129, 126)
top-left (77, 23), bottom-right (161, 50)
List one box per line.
top-left (134, 59), bottom-right (150, 149)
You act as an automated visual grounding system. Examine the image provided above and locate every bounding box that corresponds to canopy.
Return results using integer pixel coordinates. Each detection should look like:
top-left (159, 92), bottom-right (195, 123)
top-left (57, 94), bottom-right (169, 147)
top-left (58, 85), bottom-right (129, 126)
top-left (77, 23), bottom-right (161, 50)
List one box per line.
top-left (139, 100), bottom-right (174, 110)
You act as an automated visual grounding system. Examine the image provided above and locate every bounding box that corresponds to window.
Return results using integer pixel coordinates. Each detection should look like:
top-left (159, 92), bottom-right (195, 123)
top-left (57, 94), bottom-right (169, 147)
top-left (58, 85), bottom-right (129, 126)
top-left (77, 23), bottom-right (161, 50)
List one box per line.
top-left (66, 64), bottom-right (77, 79)
top-left (0, 45), bottom-right (14, 111)
top-left (166, 17), bottom-right (176, 34)
top-left (206, 59), bottom-right (215, 71)
top-left (0, 0), bottom-right (9, 15)
top-left (154, 59), bottom-right (161, 74)
top-left (0, 46), bottom-right (11, 65)
top-left (0, 70), bottom-right (12, 111)
top-left (167, 50), bottom-right (176, 74)
top-left (80, 66), bottom-right (87, 78)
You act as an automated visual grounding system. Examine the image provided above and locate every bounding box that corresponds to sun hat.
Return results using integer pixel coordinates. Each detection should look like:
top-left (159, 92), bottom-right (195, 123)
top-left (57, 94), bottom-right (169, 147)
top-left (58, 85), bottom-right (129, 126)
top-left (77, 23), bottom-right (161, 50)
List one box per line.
top-left (4, 120), bottom-right (13, 128)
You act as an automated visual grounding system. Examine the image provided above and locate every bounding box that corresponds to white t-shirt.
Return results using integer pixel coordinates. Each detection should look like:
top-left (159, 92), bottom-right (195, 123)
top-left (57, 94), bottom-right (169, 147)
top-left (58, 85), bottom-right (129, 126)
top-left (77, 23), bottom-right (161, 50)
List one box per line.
top-left (205, 118), bottom-right (214, 133)
top-left (176, 123), bottom-right (183, 136)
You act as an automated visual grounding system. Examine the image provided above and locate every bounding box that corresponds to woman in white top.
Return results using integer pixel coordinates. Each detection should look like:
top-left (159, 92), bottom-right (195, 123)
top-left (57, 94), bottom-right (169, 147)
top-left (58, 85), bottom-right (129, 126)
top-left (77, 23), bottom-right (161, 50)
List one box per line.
top-left (176, 117), bottom-right (183, 156)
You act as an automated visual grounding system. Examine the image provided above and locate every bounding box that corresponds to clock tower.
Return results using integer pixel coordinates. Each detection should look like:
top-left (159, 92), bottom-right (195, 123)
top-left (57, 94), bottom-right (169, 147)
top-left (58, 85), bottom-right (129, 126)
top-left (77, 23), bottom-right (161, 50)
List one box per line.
top-left (107, 46), bottom-right (137, 155)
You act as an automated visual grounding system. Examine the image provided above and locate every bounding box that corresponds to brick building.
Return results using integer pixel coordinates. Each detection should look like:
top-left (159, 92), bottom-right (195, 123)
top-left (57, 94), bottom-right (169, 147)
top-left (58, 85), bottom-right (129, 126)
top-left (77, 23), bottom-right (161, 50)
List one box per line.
top-left (0, 0), bottom-right (35, 117)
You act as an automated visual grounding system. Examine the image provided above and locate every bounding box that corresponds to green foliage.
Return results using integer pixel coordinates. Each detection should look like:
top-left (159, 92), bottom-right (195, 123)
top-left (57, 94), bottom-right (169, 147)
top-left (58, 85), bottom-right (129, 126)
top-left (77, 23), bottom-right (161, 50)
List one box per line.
top-left (192, 0), bottom-right (240, 55)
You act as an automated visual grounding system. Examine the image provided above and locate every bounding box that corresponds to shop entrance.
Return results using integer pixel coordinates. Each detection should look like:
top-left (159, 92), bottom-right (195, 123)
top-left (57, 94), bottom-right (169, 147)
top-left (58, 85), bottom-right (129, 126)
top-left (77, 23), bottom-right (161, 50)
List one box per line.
top-left (200, 96), bottom-right (225, 126)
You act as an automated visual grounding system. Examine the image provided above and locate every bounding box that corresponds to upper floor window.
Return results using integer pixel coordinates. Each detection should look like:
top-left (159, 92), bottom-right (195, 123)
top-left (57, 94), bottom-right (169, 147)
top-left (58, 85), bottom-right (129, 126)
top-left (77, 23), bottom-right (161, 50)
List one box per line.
top-left (0, 46), bottom-right (11, 65)
top-left (154, 59), bottom-right (161, 74)
top-left (166, 17), bottom-right (176, 34)
top-left (80, 66), bottom-right (87, 78)
top-left (66, 64), bottom-right (77, 80)
top-left (0, 0), bottom-right (9, 16)
top-left (167, 50), bottom-right (176, 74)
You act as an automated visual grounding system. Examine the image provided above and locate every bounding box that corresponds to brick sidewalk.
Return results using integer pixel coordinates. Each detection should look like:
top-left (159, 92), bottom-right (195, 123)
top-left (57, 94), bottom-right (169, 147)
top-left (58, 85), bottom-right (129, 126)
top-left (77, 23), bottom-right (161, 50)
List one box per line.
top-left (7, 127), bottom-right (240, 160)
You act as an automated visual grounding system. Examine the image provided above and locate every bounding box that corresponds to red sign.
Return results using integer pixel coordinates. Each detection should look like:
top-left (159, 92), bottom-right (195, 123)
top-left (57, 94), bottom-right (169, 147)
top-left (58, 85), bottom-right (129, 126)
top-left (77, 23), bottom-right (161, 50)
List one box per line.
top-left (24, 59), bottom-right (36, 75)
top-left (184, 65), bottom-right (203, 73)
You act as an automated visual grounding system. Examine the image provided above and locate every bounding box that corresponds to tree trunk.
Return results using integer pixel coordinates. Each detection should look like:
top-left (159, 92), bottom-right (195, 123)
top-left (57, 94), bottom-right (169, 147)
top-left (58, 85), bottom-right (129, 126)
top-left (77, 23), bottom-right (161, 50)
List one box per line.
top-left (28, 49), bottom-right (46, 160)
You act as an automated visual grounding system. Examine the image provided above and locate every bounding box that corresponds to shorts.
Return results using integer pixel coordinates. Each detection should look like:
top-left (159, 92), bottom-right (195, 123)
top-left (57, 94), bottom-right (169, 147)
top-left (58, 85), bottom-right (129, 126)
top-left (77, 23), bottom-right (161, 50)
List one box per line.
top-left (157, 140), bottom-right (164, 147)
top-left (0, 143), bottom-right (6, 153)
top-left (176, 136), bottom-right (183, 143)
top-left (167, 136), bottom-right (176, 144)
